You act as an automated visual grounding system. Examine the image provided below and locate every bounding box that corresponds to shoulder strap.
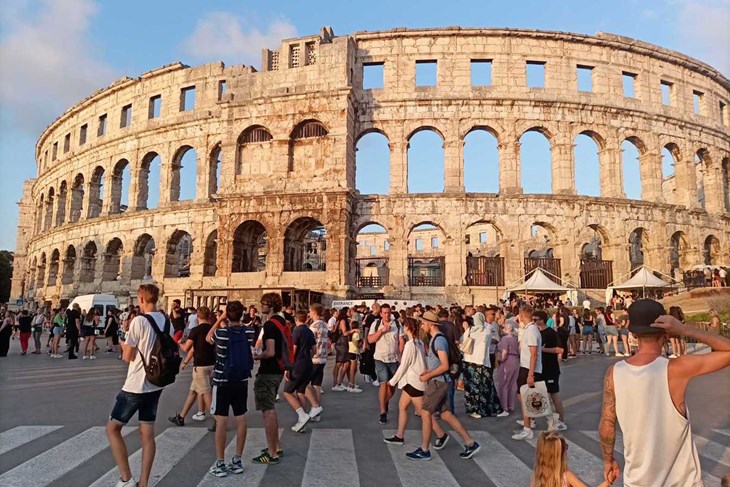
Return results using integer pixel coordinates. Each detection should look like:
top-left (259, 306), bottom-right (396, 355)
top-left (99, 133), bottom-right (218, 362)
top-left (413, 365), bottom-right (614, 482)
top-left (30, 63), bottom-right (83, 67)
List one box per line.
top-left (142, 314), bottom-right (168, 336)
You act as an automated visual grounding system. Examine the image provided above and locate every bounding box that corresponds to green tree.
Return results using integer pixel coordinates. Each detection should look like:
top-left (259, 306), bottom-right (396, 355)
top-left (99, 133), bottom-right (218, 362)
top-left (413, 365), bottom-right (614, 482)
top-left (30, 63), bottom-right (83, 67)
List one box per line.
top-left (0, 250), bottom-right (14, 303)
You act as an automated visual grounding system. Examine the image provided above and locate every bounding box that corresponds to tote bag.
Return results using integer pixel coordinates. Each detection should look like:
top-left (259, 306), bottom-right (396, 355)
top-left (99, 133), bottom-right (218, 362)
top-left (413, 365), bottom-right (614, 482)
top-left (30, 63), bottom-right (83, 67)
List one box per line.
top-left (519, 381), bottom-right (553, 418)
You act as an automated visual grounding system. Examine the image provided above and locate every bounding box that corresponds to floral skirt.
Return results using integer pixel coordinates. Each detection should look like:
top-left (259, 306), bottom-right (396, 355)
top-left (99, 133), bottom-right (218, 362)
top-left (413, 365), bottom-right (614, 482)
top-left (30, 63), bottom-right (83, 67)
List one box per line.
top-left (463, 362), bottom-right (503, 416)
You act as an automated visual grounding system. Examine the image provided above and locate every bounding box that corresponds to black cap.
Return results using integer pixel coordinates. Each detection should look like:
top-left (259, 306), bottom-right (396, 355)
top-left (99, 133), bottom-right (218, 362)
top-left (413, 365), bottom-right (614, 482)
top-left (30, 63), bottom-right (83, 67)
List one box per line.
top-left (627, 299), bottom-right (666, 334)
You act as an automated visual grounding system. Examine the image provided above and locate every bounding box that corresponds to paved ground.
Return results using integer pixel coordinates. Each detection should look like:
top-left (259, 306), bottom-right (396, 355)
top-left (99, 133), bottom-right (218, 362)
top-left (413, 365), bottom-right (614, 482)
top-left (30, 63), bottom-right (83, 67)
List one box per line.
top-left (0, 336), bottom-right (728, 486)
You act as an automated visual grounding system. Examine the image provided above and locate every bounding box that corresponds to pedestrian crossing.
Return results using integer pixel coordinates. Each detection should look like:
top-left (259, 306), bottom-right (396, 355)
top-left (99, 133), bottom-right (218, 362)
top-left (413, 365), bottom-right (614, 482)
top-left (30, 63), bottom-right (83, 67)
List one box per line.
top-left (0, 424), bottom-right (727, 486)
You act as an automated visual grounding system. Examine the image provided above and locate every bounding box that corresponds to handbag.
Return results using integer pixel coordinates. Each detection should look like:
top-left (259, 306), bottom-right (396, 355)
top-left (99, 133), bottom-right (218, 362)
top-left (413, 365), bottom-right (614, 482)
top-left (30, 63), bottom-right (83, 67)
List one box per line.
top-left (458, 327), bottom-right (475, 355)
top-left (519, 381), bottom-right (553, 418)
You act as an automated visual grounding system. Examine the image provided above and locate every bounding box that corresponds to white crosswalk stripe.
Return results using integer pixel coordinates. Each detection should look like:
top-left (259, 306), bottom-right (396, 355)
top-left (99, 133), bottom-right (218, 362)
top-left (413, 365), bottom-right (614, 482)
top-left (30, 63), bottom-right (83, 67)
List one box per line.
top-left (90, 427), bottom-right (207, 487)
top-left (693, 434), bottom-right (730, 467)
top-left (0, 426), bottom-right (137, 487)
top-left (0, 425), bottom-right (62, 456)
top-left (714, 429), bottom-right (730, 438)
top-left (303, 429), bottom-right (359, 487)
top-left (383, 430), bottom-right (460, 487)
top-left (454, 431), bottom-right (532, 487)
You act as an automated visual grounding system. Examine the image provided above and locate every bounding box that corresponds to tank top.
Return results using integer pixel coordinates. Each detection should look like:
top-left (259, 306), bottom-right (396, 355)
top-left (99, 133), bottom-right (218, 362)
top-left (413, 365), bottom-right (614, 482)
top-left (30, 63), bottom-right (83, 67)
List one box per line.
top-left (613, 357), bottom-right (703, 486)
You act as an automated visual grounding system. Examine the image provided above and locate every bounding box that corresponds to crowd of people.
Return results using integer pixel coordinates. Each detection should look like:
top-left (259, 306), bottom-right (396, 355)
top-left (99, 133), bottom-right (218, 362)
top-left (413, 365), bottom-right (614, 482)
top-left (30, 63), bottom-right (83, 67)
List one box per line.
top-left (1, 288), bottom-right (728, 487)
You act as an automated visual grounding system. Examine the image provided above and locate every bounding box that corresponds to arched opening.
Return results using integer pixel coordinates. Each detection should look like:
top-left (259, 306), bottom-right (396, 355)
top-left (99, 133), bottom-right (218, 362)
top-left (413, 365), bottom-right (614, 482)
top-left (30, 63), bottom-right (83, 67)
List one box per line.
top-left (621, 138), bottom-right (642, 200)
top-left (164, 230), bottom-right (193, 278)
top-left (233, 221), bottom-right (268, 272)
top-left (525, 222), bottom-right (561, 281)
top-left (669, 231), bottom-right (689, 274)
top-left (43, 188), bottom-right (55, 231)
top-left (131, 234), bottom-right (155, 280)
top-left (48, 249), bottom-right (60, 287)
top-left (408, 222), bottom-right (446, 286)
top-left (110, 159), bottom-right (131, 214)
top-left (102, 238), bottom-right (123, 281)
top-left (55, 181), bottom-right (67, 227)
top-left (407, 128), bottom-right (444, 193)
top-left (79, 241), bottom-right (98, 283)
top-left (237, 125), bottom-right (273, 175)
top-left (465, 220), bottom-right (504, 286)
top-left (579, 226), bottom-right (612, 288)
top-left (464, 128), bottom-right (499, 193)
top-left (355, 223), bottom-right (389, 287)
top-left (28, 257), bottom-right (37, 290)
top-left (283, 217), bottom-right (325, 272)
top-left (37, 253), bottom-right (46, 288)
top-left (355, 131), bottom-right (390, 194)
top-left (723, 158), bottom-right (730, 212)
top-left (62, 245), bottom-right (76, 285)
top-left (703, 235), bottom-right (720, 266)
top-left (520, 129), bottom-right (552, 194)
top-left (87, 166), bottom-right (105, 218)
top-left (172, 146), bottom-right (197, 202)
top-left (289, 120), bottom-right (328, 172)
top-left (695, 150), bottom-right (710, 209)
top-left (203, 230), bottom-right (218, 277)
top-left (629, 228), bottom-right (647, 271)
top-left (35, 195), bottom-right (43, 235)
top-left (139, 152), bottom-right (162, 210)
top-left (662, 145), bottom-right (676, 179)
top-left (69, 174), bottom-right (85, 223)
top-left (209, 144), bottom-right (222, 196)
top-left (575, 132), bottom-right (602, 196)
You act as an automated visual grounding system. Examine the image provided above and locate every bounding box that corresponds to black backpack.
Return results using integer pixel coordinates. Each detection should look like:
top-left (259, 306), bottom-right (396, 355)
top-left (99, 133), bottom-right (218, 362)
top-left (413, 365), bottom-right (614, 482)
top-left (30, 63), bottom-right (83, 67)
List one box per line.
top-left (430, 332), bottom-right (463, 381)
top-left (139, 314), bottom-right (181, 387)
top-left (222, 326), bottom-right (253, 382)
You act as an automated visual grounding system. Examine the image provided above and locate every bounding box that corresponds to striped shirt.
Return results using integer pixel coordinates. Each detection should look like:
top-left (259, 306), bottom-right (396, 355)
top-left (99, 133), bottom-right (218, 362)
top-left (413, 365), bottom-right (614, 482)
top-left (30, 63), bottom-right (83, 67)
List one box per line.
top-left (212, 324), bottom-right (255, 385)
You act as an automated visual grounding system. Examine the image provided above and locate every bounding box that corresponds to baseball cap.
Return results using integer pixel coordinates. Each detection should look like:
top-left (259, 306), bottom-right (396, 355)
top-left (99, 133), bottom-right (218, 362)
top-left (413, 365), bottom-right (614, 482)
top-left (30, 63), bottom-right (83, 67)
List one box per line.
top-left (419, 310), bottom-right (439, 324)
top-left (627, 299), bottom-right (666, 335)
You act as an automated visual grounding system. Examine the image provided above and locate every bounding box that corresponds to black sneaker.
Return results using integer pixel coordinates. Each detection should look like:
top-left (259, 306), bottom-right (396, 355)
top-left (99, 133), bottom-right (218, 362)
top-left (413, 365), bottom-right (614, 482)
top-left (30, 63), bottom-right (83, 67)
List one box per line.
top-left (379, 413), bottom-right (388, 425)
top-left (459, 441), bottom-right (481, 459)
top-left (168, 414), bottom-right (184, 427)
top-left (433, 433), bottom-right (449, 450)
top-left (383, 435), bottom-right (404, 445)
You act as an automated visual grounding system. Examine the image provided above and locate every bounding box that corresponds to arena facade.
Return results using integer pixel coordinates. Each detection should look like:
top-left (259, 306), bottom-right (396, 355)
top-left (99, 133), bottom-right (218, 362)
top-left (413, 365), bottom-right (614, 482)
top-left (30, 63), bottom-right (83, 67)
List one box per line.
top-left (10, 26), bottom-right (730, 309)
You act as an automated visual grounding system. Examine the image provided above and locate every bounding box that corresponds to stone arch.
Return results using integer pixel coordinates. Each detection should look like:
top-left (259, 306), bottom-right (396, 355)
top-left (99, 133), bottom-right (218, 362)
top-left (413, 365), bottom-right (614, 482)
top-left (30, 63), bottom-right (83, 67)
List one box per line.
top-left (407, 222), bottom-right (446, 252)
top-left (575, 130), bottom-right (604, 196)
top-left (69, 173), bottom-right (85, 223)
top-left (283, 217), bottom-right (326, 272)
top-left (110, 158), bottom-right (131, 214)
top-left (131, 234), bottom-right (155, 280)
top-left (354, 223), bottom-right (389, 287)
top-left (48, 248), bottom-right (60, 286)
top-left (171, 145), bottom-right (197, 202)
top-left (628, 227), bottom-right (648, 270)
top-left (703, 234), bottom-right (720, 265)
top-left (208, 143), bottom-right (222, 196)
top-left (34, 194), bottom-right (43, 235)
top-left (464, 220), bottom-right (503, 255)
top-left (695, 149), bottom-right (711, 209)
top-left (102, 238), bottom-right (123, 281)
top-left (408, 222), bottom-right (446, 286)
top-left (407, 127), bottom-right (444, 194)
top-left (87, 165), bottom-right (105, 218)
top-left (37, 252), bottom-right (47, 288)
top-left (43, 187), bottom-right (55, 231)
top-left (621, 137), bottom-right (644, 200)
top-left (62, 245), bottom-right (76, 285)
top-left (55, 181), bottom-right (67, 227)
top-left (203, 230), bottom-right (218, 277)
top-left (355, 130), bottom-right (390, 195)
top-left (28, 256), bottom-right (37, 290)
top-left (406, 125), bottom-right (446, 141)
top-left (138, 151), bottom-right (162, 210)
top-left (237, 125), bottom-right (273, 175)
top-left (164, 230), bottom-right (193, 277)
top-left (288, 120), bottom-right (329, 172)
top-left (464, 127), bottom-right (499, 193)
top-left (79, 241), bottom-right (98, 283)
top-left (520, 127), bottom-right (552, 194)
top-left (580, 225), bottom-right (609, 260)
top-left (669, 231), bottom-right (689, 271)
top-left (233, 220), bottom-right (268, 272)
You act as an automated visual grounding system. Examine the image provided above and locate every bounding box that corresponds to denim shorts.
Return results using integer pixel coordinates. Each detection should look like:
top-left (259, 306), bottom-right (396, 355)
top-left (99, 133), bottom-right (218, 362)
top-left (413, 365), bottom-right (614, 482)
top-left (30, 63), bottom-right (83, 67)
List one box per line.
top-left (110, 390), bottom-right (163, 424)
top-left (374, 360), bottom-right (399, 383)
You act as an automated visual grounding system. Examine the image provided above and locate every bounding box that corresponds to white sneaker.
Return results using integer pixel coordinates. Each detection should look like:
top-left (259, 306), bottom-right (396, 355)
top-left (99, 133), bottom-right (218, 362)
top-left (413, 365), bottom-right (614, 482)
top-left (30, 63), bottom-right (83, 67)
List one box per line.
top-left (115, 477), bottom-right (137, 487)
top-left (468, 412), bottom-right (482, 419)
top-left (347, 385), bottom-right (363, 393)
top-left (90, 355), bottom-right (97, 360)
top-left (334, 384), bottom-right (347, 392)
top-left (309, 406), bottom-right (323, 420)
top-left (496, 410), bottom-right (510, 418)
top-left (515, 419), bottom-right (524, 426)
top-left (291, 415), bottom-right (310, 433)
top-left (275, 393), bottom-right (280, 401)
top-left (372, 380), bottom-right (380, 387)
top-left (554, 421), bottom-right (568, 431)
top-left (82, 356), bottom-right (89, 360)
top-left (511, 429), bottom-right (534, 441)
top-left (192, 412), bottom-right (207, 421)
top-left (669, 354), bottom-right (678, 359)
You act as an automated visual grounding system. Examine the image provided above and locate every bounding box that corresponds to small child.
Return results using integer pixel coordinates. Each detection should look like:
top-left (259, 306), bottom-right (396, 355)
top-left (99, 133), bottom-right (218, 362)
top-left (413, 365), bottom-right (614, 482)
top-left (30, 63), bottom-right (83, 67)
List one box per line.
top-left (531, 432), bottom-right (613, 487)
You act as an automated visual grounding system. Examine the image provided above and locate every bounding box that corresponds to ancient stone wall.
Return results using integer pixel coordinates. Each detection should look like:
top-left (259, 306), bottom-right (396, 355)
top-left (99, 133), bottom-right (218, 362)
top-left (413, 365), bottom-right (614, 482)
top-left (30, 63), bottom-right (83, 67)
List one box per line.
top-left (12, 27), bottom-right (730, 308)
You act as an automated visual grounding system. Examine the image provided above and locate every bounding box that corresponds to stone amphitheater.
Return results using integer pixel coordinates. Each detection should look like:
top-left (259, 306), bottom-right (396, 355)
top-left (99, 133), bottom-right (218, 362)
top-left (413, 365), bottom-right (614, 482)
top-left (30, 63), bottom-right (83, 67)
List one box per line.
top-left (10, 26), bottom-right (730, 309)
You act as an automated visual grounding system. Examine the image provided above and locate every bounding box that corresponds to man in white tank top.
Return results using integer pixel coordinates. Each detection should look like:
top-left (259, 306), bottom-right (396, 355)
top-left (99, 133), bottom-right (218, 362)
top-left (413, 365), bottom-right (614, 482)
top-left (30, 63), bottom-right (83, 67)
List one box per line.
top-left (599, 299), bottom-right (730, 487)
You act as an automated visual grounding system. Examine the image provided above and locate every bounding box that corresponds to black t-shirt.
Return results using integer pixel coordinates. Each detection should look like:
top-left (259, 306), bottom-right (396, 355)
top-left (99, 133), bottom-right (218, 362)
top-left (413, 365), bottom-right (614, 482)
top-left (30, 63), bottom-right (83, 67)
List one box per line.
top-left (65, 309), bottom-right (80, 336)
top-left (171, 309), bottom-right (186, 333)
top-left (540, 327), bottom-right (561, 377)
top-left (259, 321), bottom-right (284, 375)
top-left (438, 320), bottom-right (460, 345)
top-left (17, 316), bottom-right (32, 333)
top-left (187, 323), bottom-right (215, 366)
top-left (292, 324), bottom-right (316, 370)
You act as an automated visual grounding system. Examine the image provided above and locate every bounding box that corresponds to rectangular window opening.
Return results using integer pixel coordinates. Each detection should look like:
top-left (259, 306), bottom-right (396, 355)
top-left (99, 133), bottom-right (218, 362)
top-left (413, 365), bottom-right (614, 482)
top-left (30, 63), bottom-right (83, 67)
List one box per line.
top-left (431, 237), bottom-right (439, 248)
top-left (693, 90), bottom-right (703, 115)
top-left (416, 60), bottom-right (437, 87)
top-left (98, 114), bottom-right (107, 136)
top-left (370, 245), bottom-right (376, 256)
top-left (577, 65), bottom-right (593, 92)
top-left (363, 62), bottom-right (384, 89)
top-left (622, 72), bottom-right (636, 98)
top-left (464, 234), bottom-right (471, 245)
top-left (180, 86), bottom-right (196, 111)
top-left (218, 80), bottom-right (227, 100)
top-left (415, 238), bottom-right (424, 251)
top-left (471, 59), bottom-right (493, 87)
top-left (120, 104), bottom-right (132, 128)
top-left (384, 241), bottom-right (390, 251)
top-left (526, 61), bottom-right (546, 88)
top-left (289, 44), bottom-right (301, 68)
top-left (63, 133), bottom-right (70, 153)
top-left (79, 124), bottom-right (88, 145)
top-left (305, 41), bottom-right (317, 66)
top-left (721, 101), bottom-right (727, 126)
top-left (660, 80), bottom-right (673, 106)
top-left (52, 142), bottom-right (58, 161)
top-left (479, 232), bottom-right (487, 244)
top-left (148, 95), bottom-right (161, 119)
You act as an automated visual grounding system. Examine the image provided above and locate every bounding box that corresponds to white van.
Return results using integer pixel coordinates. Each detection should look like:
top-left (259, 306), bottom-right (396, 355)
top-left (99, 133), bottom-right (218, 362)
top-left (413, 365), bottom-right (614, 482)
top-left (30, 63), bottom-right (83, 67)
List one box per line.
top-left (67, 294), bottom-right (119, 333)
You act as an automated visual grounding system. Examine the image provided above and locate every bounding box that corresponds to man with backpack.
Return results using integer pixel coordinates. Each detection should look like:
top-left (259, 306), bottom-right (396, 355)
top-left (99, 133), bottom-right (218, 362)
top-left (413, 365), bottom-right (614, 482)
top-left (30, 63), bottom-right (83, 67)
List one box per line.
top-left (367, 303), bottom-right (405, 424)
top-left (207, 301), bottom-right (254, 478)
top-left (106, 284), bottom-right (180, 487)
top-left (407, 310), bottom-right (480, 461)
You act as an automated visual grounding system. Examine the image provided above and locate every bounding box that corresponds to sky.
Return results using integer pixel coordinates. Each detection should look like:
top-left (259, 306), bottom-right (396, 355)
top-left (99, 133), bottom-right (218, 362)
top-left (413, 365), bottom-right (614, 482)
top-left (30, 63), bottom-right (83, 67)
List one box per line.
top-left (0, 0), bottom-right (728, 250)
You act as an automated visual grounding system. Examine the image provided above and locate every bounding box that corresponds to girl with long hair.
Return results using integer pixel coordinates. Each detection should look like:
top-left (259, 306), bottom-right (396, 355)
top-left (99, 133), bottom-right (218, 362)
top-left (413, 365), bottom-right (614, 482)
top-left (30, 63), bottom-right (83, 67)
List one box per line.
top-left (531, 431), bottom-right (611, 487)
top-left (82, 308), bottom-right (99, 359)
top-left (331, 307), bottom-right (351, 391)
top-left (50, 308), bottom-right (65, 358)
top-left (580, 310), bottom-right (594, 354)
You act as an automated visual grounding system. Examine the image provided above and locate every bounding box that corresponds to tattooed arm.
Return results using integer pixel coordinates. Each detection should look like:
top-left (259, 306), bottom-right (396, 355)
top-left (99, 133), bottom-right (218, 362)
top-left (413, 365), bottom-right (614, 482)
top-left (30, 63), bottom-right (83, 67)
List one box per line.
top-left (599, 365), bottom-right (620, 484)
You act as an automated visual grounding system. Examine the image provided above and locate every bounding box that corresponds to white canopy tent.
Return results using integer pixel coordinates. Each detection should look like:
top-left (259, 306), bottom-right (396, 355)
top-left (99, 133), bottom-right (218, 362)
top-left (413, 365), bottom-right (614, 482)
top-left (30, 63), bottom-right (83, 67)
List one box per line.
top-left (506, 268), bottom-right (578, 304)
top-left (606, 265), bottom-right (677, 302)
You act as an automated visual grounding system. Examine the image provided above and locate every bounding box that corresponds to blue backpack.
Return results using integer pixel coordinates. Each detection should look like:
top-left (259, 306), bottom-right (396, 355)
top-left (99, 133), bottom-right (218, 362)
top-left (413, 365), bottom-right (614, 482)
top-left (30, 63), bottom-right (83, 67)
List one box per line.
top-left (223, 326), bottom-right (253, 382)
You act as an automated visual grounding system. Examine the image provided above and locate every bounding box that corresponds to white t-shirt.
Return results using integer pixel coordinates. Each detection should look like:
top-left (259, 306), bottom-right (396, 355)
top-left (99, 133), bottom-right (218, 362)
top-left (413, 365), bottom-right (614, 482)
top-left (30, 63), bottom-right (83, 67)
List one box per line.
top-left (368, 318), bottom-right (404, 363)
top-left (186, 313), bottom-right (198, 330)
top-left (327, 316), bottom-right (338, 333)
top-left (519, 322), bottom-right (543, 374)
top-left (582, 299), bottom-right (591, 310)
top-left (122, 311), bottom-right (168, 394)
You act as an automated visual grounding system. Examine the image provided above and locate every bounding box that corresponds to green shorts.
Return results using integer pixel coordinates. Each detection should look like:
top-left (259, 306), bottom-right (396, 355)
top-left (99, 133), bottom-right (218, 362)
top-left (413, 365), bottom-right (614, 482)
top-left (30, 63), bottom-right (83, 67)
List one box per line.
top-left (254, 373), bottom-right (283, 411)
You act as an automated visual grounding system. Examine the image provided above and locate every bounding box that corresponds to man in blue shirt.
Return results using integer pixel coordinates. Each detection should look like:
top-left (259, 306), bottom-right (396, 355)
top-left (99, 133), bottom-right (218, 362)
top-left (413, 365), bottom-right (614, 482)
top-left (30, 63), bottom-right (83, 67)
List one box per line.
top-left (406, 311), bottom-right (480, 462)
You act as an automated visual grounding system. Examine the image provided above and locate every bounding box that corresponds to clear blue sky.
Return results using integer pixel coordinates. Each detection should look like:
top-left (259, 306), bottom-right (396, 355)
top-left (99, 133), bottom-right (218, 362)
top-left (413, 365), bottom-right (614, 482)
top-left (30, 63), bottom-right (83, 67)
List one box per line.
top-left (1, 0), bottom-right (728, 250)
